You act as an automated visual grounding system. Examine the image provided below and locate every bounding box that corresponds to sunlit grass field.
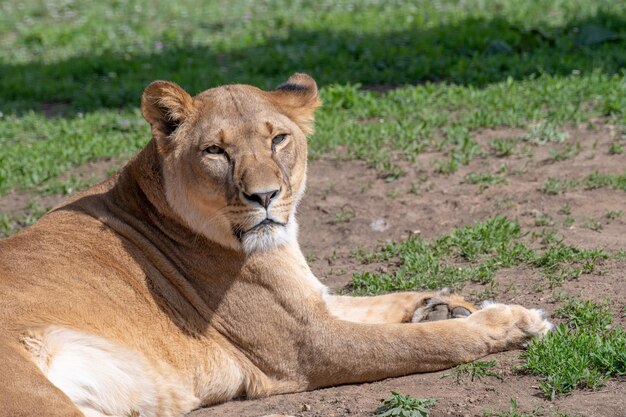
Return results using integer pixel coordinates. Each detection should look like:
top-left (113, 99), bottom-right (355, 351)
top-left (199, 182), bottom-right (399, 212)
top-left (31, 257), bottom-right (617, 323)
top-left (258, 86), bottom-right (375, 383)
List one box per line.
top-left (1, 0), bottom-right (624, 195)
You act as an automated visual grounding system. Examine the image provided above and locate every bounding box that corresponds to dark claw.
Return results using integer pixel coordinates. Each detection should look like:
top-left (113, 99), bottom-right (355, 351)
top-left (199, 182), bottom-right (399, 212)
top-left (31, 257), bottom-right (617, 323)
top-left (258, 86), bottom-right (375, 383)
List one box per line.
top-left (452, 306), bottom-right (472, 318)
top-left (413, 293), bottom-right (476, 323)
top-left (424, 303), bottom-right (450, 321)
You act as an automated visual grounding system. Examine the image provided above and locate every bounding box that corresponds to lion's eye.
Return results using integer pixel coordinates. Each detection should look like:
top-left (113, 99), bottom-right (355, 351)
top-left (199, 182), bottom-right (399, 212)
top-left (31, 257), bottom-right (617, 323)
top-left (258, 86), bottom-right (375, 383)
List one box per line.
top-left (272, 134), bottom-right (287, 146)
top-left (203, 145), bottom-right (225, 155)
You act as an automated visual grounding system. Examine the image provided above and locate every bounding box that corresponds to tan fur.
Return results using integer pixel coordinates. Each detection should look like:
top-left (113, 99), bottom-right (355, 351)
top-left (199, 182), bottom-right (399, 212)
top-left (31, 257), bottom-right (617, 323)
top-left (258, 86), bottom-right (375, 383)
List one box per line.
top-left (325, 290), bottom-right (478, 324)
top-left (0, 73), bottom-right (551, 417)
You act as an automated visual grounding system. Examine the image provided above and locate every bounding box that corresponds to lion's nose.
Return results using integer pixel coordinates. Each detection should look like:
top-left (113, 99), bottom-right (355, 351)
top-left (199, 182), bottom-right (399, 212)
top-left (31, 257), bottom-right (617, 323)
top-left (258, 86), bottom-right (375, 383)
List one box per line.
top-left (242, 189), bottom-right (280, 209)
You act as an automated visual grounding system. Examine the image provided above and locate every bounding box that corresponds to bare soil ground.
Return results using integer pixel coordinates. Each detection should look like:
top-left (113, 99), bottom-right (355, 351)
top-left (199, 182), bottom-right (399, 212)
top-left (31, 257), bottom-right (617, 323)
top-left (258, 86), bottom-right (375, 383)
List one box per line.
top-left (2, 123), bottom-right (624, 417)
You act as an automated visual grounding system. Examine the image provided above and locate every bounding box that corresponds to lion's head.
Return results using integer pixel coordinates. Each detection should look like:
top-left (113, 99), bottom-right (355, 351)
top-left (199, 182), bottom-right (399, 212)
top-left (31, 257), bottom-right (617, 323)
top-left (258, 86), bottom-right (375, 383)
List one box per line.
top-left (140, 73), bottom-right (321, 254)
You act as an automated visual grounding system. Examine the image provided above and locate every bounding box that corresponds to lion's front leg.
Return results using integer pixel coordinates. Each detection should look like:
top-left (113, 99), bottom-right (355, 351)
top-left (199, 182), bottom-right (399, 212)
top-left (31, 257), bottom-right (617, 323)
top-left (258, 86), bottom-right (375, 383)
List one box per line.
top-left (304, 303), bottom-right (553, 389)
top-left (324, 288), bottom-right (477, 324)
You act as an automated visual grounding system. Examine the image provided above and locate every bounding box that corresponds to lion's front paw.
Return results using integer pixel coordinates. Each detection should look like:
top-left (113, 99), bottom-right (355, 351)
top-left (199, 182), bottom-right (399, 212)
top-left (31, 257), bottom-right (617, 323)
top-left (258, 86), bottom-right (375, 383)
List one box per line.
top-left (469, 302), bottom-right (553, 350)
top-left (411, 288), bottom-right (478, 323)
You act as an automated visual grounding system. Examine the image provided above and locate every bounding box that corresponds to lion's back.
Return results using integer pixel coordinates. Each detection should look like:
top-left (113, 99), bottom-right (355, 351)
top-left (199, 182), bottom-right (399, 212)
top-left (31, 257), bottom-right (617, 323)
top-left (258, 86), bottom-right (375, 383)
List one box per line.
top-left (0, 204), bottom-right (150, 332)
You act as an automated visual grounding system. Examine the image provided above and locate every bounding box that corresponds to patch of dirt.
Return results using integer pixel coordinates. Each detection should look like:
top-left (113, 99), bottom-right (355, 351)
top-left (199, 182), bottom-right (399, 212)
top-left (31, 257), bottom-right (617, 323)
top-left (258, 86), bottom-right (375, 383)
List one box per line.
top-left (193, 368), bottom-right (625, 417)
top-left (2, 123), bottom-right (624, 417)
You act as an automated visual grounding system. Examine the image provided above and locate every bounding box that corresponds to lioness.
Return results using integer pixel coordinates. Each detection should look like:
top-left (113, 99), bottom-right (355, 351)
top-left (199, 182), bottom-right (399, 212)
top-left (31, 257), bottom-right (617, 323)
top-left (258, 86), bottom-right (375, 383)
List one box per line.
top-left (0, 74), bottom-right (552, 417)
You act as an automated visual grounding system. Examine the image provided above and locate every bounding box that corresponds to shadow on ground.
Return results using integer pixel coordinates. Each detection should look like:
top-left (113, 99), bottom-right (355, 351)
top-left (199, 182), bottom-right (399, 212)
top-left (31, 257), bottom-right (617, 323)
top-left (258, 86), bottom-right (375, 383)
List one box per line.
top-left (1, 13), bottom-right (625, 115)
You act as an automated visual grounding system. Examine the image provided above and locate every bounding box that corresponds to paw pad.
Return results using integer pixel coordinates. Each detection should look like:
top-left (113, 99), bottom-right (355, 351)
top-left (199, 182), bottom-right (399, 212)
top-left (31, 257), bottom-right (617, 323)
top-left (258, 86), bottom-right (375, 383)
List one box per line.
top-left (412, 298), bottom-right (473, 322)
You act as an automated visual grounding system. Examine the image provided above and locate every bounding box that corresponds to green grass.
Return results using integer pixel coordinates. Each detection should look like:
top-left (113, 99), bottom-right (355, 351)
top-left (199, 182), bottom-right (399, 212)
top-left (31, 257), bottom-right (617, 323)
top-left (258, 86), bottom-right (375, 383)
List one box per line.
top-left (333, 208), bottom-right (356, 224)
top-left (489, 138), bottom-right (519, 157)
top-left (464, 172), bottom-right (508, 186)
top-left (483, 399), bottom-right (542, 417)
top-left (350, 216), bottom-right (608, 294)
top-left (1, 0), bottom-right (626, 196)
top-left (605, 209), bottom-right (624, 220)
top-left (442, 360), bottom-right (502, 382)
top-left (375, 391), bottom-right (437, 417)
top-left (523, 299), bottom-right (626, 399)
top-left (533, 213), bottom-right (555, 227)
top-left (0, 111), bottom-right (145, 195)
top-left (2, 1), bottom-right (625, 111)
top-left (548, 142), bottom-right (582, 162)
top-left (608, 141), bottom-right (624, 155)
top-left (522, 122), bottom-right (569, 145)
top-left (581, 216), bottom-right (603, 232)
top-left (542, 171), bottom-right (626, 195)
top-left (563, 216), bottom-right (576, 227)
top-left (529, 240), bottom-right (607, 286)
top-left (558, 203), bottom-right (572, 215)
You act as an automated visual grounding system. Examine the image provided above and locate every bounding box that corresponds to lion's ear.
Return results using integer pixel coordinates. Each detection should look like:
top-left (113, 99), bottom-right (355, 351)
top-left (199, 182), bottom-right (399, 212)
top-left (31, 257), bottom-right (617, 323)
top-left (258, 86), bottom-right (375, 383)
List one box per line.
top-left (272, 73), bottom-right (321, 136)
top-left (141, 81), bottom-right (194, 139)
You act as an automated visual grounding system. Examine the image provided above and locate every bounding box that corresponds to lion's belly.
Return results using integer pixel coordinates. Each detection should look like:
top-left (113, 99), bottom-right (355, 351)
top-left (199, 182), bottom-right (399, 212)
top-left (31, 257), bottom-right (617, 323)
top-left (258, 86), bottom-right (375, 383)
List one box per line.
top-left (24, 326), bottom-right (202, 417)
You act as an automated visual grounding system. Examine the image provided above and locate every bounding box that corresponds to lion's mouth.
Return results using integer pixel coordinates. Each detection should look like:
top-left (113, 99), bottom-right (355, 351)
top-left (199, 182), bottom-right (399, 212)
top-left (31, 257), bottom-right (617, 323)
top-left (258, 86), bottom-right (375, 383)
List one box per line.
top-left (234, 219), bottom-right (285, 240)
top-left (250, 218), bottom-right (283, 231)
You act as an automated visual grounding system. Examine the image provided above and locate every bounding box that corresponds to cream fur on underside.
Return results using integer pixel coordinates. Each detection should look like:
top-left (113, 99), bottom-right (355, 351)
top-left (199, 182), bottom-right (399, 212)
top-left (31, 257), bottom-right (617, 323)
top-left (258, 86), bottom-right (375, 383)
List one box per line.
top-left (24, 326), bottom-right (200, 417)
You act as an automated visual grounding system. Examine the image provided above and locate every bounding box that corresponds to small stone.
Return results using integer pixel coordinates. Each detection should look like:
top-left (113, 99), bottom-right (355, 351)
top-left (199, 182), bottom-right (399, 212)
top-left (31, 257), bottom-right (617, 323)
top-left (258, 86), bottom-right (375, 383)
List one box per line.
top-left (370, 218), bottom-right (390, 232)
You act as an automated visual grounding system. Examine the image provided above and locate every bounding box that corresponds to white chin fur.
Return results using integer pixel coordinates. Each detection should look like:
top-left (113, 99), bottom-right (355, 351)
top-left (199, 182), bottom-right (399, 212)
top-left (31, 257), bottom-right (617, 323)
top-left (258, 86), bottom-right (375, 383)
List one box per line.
top-left (241, 216), bottom-right (298, 254)
top-left (241, 227), bottom-right (288, 254)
